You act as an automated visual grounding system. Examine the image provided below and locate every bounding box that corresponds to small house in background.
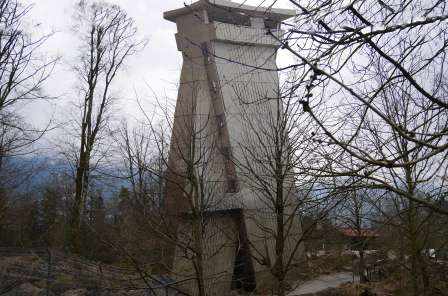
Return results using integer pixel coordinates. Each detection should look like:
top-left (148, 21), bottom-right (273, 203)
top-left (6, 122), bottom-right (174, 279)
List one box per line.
top-left (339, 228), bottom-right (380, 251)
top-left (302, 218), bottom-right (381, 256)
top-left (302, 218), bottom-right (347, 255)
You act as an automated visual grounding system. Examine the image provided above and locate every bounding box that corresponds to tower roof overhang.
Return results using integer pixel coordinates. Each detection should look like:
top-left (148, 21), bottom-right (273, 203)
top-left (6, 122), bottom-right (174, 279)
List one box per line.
top-left (164, 0), bottom-right (296, 23)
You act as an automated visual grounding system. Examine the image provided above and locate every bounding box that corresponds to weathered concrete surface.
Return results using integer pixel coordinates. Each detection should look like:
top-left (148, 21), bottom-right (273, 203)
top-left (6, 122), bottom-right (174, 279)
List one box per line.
top-left (288, 272), bottom-right (354, 295)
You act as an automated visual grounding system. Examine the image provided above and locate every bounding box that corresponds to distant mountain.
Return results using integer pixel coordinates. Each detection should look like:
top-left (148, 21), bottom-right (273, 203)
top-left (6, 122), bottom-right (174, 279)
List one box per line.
top-left (3, 155), bottom-right (129, 199)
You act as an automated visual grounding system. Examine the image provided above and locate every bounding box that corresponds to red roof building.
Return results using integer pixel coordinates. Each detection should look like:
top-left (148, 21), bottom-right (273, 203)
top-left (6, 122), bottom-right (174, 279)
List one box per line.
top-left (340, 228), bottom-right (380, 238)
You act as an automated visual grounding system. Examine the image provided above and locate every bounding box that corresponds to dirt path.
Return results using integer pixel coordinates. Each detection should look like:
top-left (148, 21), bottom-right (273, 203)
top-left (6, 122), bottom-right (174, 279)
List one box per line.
top-left (288, 272), bottom-right (355, 295)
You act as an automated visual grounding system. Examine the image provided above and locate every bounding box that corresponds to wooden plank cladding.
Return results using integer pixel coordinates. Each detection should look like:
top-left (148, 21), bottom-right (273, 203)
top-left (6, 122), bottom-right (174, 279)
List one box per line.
top-left (213, 22), bottom-right (283, 47)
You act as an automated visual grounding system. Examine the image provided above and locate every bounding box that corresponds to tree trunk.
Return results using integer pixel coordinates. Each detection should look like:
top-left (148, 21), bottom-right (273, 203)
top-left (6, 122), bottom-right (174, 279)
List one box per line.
top-left (359, 249), bottom-right (367, 283)
top-left (192, 211), bottom-right (206, 296)
top-left (274, 175), bottom-right (286, 296)
top-left (69, 150), bottom-right (90, 253)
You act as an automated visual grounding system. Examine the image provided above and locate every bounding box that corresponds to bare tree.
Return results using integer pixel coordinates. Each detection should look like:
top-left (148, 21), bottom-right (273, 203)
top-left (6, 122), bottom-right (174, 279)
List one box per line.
top-left (251, 0), bottom-right (448, 293)
top-left (116, 120), bottom-right (166, 211)
top-left (332, 187), bottom-right (377, 283)
top-left (231, 84), bottom-right (345, 295)
top-left (0, 0), bottom-right (56, 242)
top-left (90, 74), bottom-right (233, 295)
top-left (150, 83), bottom-right (230, 296)
top-left (68, 1), bottom-right (145, 253)
top-left (0, 0), bottom-right (55, 112)
top-left (0, 0), bottom-right (56, 179)
top-left (267, 0), bottom-right (448, 215)
top-left (367, 188), bottom-right (448, 293)
top-left (108, 120), bottom-right (168, 265)
top-left (114, 70), bottom-right (245, 295)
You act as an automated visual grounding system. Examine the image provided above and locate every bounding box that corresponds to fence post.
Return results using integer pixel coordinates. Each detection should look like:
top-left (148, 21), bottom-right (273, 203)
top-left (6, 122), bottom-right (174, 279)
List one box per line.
top-left (46, 248), bottom-right (52, 296)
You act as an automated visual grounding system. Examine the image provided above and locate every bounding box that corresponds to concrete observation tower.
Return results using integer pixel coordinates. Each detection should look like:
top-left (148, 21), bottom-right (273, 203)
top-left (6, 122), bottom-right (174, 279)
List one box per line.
top-left (163, 1), bottom-right (300, 295)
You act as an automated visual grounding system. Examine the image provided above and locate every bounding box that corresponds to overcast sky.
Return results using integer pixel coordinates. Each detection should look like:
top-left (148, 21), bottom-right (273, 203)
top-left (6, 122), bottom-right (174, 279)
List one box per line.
top-left (19, 0), bottom-right (294, 137)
